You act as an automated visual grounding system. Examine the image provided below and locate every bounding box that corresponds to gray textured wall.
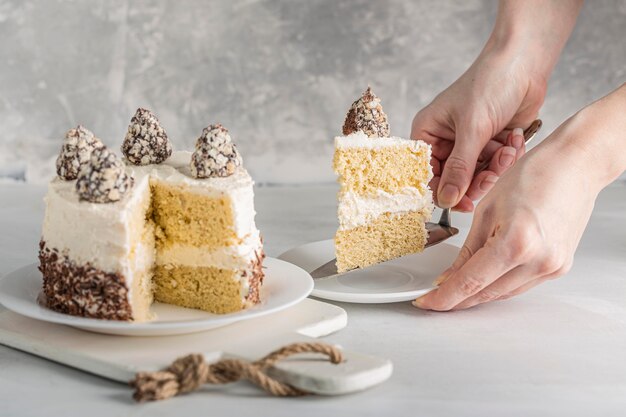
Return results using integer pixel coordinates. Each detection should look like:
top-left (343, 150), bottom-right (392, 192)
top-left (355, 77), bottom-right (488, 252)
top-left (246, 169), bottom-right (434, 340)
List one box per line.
top-left (0, 0), bottom-right (625, 184)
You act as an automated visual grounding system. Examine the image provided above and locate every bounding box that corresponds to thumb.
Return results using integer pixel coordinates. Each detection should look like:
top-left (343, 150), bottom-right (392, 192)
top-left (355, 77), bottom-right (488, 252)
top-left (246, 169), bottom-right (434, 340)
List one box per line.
top-left (437, 124), bottom-right (489, 208)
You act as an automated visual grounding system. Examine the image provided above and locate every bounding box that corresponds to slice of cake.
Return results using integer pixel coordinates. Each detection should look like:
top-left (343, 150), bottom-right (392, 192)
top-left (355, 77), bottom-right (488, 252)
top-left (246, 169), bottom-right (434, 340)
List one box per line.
top-left (333, 87), bottom-right (434, 272)
top-left (39, 111), bottom-right (264, 321)
top-left (147, 124), bottom-right (264, 314)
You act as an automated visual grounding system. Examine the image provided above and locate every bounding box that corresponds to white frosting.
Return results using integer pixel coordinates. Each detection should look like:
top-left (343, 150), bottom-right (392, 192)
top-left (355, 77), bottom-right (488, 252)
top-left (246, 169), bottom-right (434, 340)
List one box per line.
top-left (42, 152), bottom-right (258, 272)
top-left (335, 130), bottom-right (431, 152)
top-left (157, 232), bottom-right (262, 270)
top-left (41, 170), bottom-right (158, 311)
top-left (338, 187), bottom-right (434, 230)
top-left (41, 171), bottom-right (152, 273)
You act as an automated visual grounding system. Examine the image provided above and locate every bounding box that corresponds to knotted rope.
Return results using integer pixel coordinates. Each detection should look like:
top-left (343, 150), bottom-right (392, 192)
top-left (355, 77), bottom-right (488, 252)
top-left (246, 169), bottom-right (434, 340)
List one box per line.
top-left (130, 342), bottom-right (343, 402)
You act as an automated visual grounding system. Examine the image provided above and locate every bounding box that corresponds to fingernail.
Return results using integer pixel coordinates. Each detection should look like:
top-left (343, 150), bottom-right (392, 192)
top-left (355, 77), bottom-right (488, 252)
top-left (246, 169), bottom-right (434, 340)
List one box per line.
top-left (512, 128), bottom-right (524, 149)
top-left (438, 184), bottom-right (459, 207)
top-left (499, 147), bottom-right (516, 167)
top-left (433, 269), bottom-right (453, 286)
top-left (412, 296), bottom-right (426, 309)
top-left (479, 174), bottom-right (498, 191)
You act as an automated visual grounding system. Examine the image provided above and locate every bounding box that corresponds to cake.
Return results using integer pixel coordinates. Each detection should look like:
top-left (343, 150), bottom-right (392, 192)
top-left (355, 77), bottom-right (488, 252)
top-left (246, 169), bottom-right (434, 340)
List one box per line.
top-left (333, 87), bottom-right (434, 272)
top-left (38, 110), bottom-right (264, 321)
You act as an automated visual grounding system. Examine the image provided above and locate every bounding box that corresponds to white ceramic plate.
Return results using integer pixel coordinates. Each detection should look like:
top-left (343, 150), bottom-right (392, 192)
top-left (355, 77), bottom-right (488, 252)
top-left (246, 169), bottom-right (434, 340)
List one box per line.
top-left (0, 257), bottom-right (313, 336)
top-left (279, 240), bottom-right (459, 303)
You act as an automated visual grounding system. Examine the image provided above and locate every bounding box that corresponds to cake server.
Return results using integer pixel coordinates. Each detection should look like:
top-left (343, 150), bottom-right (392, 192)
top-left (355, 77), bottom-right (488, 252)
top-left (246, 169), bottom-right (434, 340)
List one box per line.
top-left (310, 119), bottom-right (542, 279)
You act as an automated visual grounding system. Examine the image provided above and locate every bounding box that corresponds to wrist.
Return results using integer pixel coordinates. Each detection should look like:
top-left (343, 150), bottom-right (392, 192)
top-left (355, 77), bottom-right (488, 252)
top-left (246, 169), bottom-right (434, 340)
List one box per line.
top-left (541, 84), bottom-right (626, 192)
top-left (576, 84), bottom-right (626, 188)
top-left (485, 0), bottom-right (583, 83)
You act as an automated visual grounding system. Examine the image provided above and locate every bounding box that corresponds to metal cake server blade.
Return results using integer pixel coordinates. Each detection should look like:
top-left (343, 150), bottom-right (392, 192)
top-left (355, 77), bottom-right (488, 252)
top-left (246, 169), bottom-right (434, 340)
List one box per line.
top-left (310, 120), bottom-right (542, 280)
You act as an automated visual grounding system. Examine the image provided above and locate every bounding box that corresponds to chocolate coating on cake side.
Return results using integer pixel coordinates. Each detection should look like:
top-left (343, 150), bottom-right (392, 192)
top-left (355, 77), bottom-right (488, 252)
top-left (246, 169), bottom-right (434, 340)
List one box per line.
top-left (342, 87), bottom-right (390, 138)
top-left (76, 147), bottom-right (133, 203)
top-left (55, 126), bottom-right (105, 180)
top-left (190, 124), bottom-right (242, 179)
top-left (38, 241), bottom-right (133, 321)
top-left (243, 249), bottom-right (265, 306)
top-left (122, 108), bottom-right (172, 165)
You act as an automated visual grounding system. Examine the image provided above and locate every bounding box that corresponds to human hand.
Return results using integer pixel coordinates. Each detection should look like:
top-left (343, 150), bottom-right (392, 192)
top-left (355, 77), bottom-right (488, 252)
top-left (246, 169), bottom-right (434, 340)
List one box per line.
top-left (411, 0), bottom-right (583, 211)
top-left (413, 85), bottom-right (626, 311)
top-left (411, 46), bottom-right (545, 211)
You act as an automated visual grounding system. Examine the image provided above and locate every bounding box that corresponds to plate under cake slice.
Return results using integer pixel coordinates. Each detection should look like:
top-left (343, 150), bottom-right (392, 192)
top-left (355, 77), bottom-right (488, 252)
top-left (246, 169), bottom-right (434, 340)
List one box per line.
top-left (333, 87), bottom-right (434, 273)
top-left (39, 110), bottom-right (264, 322)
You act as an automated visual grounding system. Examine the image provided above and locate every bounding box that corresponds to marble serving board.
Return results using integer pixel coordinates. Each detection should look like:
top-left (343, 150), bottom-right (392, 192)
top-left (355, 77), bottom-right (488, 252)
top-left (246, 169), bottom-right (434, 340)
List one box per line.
top-left (0, 298), bottom-right (392, 395)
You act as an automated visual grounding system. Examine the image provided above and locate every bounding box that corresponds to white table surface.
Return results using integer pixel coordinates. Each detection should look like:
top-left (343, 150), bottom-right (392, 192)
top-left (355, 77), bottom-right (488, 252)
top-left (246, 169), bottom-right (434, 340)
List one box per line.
top-left (1, 182), bottom-right (626, 417)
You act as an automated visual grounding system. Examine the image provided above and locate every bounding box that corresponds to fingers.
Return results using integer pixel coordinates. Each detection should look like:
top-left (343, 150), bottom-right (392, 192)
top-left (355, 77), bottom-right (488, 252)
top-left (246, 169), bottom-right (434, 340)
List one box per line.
top-left (496, 264), bottom-right (567, 301)
top-left (465, 128), bottom-right (526, 201)
top-left (478, 140), bottom-right (505, 164)
top-left (452, 265), bottom-right (536, 309)
top-left (464, 146), bottom-right (516, 200)
top-left (437, 116), bottom-right (520, 208)
top-left (430, 140), bottom-right (455, 162)
top-left (508, 128), bottom-right (526, 153)
top-left (415, 237), bottom-right (514, 311)
top-left (453, 196), bottom-right (475, 213)
top-left (464, 171), bottom-right (499, 202)
top-left (411, 109), bottom-right (455, 160)
top-left (436, 131), bottom-right (485, 208)
top-left (415, 216), bottom-right (567, 311)
top-left (455, 271), bottom-right (553, 309)
top-left (431, 157), bottom-right (442, 177)
top-left (417, 111), bottom-right (528, 210)
top-left (453, 246), bottom-right (572, 309)
top-left (497, 277), bottom-right (547, 301)
top-left (478, 127), bottom-right (525, 168)
top-left (431, 216), bottom-right (491, 287)
top-left (431, 167), bottom-right (475, 212)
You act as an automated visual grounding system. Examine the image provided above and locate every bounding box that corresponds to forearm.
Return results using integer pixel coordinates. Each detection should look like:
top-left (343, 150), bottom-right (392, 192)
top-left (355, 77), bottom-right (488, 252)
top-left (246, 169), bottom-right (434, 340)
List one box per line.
top-left (533, 83), bottom-right (626, 193)
top-left (485, 0), bottom-right (583, 81)
top-left (563, 83), bottom-right (626, 189)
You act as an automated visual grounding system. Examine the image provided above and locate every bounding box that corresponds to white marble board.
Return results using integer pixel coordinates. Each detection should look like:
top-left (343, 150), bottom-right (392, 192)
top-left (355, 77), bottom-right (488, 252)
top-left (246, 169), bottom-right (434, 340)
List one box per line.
top-left (0, 298), bottom-right (392, 395)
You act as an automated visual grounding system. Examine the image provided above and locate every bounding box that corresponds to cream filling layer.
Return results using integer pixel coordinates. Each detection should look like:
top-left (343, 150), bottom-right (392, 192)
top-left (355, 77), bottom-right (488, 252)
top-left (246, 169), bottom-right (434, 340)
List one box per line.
top-left (156, 233), bottom-right (262, 271)
top-left (338, 187), bottom-right (434, 230)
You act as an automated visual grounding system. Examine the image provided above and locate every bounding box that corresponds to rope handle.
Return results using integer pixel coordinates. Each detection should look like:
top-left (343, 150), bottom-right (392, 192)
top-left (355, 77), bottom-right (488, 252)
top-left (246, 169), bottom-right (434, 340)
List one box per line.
top-left (130, 342), bottom-right (343, 402)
